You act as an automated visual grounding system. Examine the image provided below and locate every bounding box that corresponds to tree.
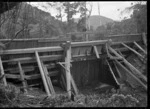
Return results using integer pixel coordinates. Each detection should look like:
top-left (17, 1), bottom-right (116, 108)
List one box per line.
top-left (121, 2), bottom-right (147, 33)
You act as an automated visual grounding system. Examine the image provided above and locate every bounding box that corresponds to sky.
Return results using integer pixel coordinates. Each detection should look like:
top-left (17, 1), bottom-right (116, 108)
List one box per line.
top-left (29, 1), bottom-right (145, 21)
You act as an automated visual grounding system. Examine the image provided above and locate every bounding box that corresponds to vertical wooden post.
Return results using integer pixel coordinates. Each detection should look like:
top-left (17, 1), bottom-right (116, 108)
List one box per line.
top-left (35, 51), bottom-right (51, 96)
top-left (86, 34), bottom-right (89, 41)
top-left (0, 56), bottom-right (7, 86)
top-left (142, 33), bottom-right (147, 47)
top-left (18, 61), bottom-right (27, 93)
top-left (65, 41), bottom-right (71, 98)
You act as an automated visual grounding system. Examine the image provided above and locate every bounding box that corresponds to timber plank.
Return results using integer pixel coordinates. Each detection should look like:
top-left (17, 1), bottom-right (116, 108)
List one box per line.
top-left (2, 55), bottom-right (62, 63)
top-left (0, 46), bottom-right (63, 55)
top-left (18, 61), bottom-right (28, 92)
top-left (35, 51), bottom-right (51, 96)
top-left (42, 62), bottom-right (55, 95)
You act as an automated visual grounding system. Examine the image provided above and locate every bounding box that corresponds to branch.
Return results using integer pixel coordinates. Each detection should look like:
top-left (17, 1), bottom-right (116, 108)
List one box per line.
top-left (4, 28), bottom-right (24, 46)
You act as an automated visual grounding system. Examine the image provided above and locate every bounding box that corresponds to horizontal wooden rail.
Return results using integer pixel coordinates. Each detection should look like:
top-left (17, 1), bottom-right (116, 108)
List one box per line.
top-left (5, 71), bottom-right (59, 80)
top-left (71, 40), bottom-right (108, 47)
top-left (2, 55), bottom-right (62, 63)
top-left (0, 46), bottom-right (63, 55)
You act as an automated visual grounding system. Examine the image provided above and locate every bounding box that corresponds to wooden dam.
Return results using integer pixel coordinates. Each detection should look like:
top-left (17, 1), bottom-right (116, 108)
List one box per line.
top-left (0, 32), bottom-right (147, 98)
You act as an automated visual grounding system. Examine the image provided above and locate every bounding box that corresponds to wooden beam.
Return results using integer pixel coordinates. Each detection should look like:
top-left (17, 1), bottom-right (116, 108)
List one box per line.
top-left (0, 46), bottom-right (63, 55)
top-left (65, 41), bottom-right (71, 98)
top-left (113, 61), bottom-right (122, 78)
top-left (70, 74), bottom-right (78, 95)
top-left (61, 73), bottom-right (67, 91)
top-left (41, 62), bottom-right (55, 95)
top-left (121, 42), bottom-right (144, 59)
top-left (5, 74), bottom-right (21, 79)
top-left (3, 55), bottom-right (62, 63)
top-left (35, 51), bottom-right (51, 96)
top-left (0, 56), bottom-right (7, 86)
top-left (71, 40), bottom-right (108, 47)
top-left (5, 67), bottom-right (34, 73)
top-left (25, 74), bottom-right (41, 80)
top-left (106, 60), bottom-right (120, 85)
top-left (142, 33), bottom-right (147, 47)
top-left (18, 61), bottom-right (28, 93)
top-left (93, 46), bottom-right (100, 58)
top-left (115, 60), bottom-right (147, 90)
top-left (108, 46), bottom-right (123, 59)
top-left (133, 41), bottom-right (147, 55)
top-left (108, 46), bottom-right (147, 82)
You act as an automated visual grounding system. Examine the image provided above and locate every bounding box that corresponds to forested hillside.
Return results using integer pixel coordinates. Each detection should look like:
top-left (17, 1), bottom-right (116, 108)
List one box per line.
top-left (0, 2), bottom-right (147, 39)
top-left (0, 2), bottom-right (70, 39)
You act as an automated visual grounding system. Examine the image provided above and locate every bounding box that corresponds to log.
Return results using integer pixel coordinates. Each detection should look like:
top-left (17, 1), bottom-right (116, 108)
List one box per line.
top-left (93, 46), bottom-right (100, 58)
top-left (115, 60), bottom-right (147, 90)
top-left (133, 41), bottom-right (147, 55)
top-left (35, 51), bottom-right (51, 96)
top-left (0, 56), bottom-right (7, 86)
top-left (0, 46), bottom-right (63, 55)
top-left (108, 46), bottom-right (147, 82)
top-left (41, 62), bottom-right (55, 95)
top-left (18, 61), bottom-right (28, 93)
top-left (121, 42), bottom-right (144, 59)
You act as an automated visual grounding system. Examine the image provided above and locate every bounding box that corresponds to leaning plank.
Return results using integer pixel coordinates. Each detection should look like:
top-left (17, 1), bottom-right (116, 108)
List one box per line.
top-left (115, 60), bottom-right (147, 90)
top-left (133, 41), bottom-right (147, 55)
top-left (113, 61), bottom-right (122, 78)
top-left (70, 74), bottom-right (78, 95)
top-left (41, 62), bottom-right (55, 95)
top-left (106, 60), bottom-right (120, 85)
top-left (35, 51), bottom-right (51, 96)
top-left (18, 61), bottom-right (27, 93)
top-left (121, 42), bottom-right (144, 59)
top-left (0, 56), bottom-right (7, 86)
top-left (93, 46), bottom-right (100, 59)
top-left (0, 46), bottom-right (63, 55)
top-left (108, 46), bottom-right (123, 59)
top-left (108, 46), bottom-right (147, 82)
top-left (61, 73), bottom-right (67, 91)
